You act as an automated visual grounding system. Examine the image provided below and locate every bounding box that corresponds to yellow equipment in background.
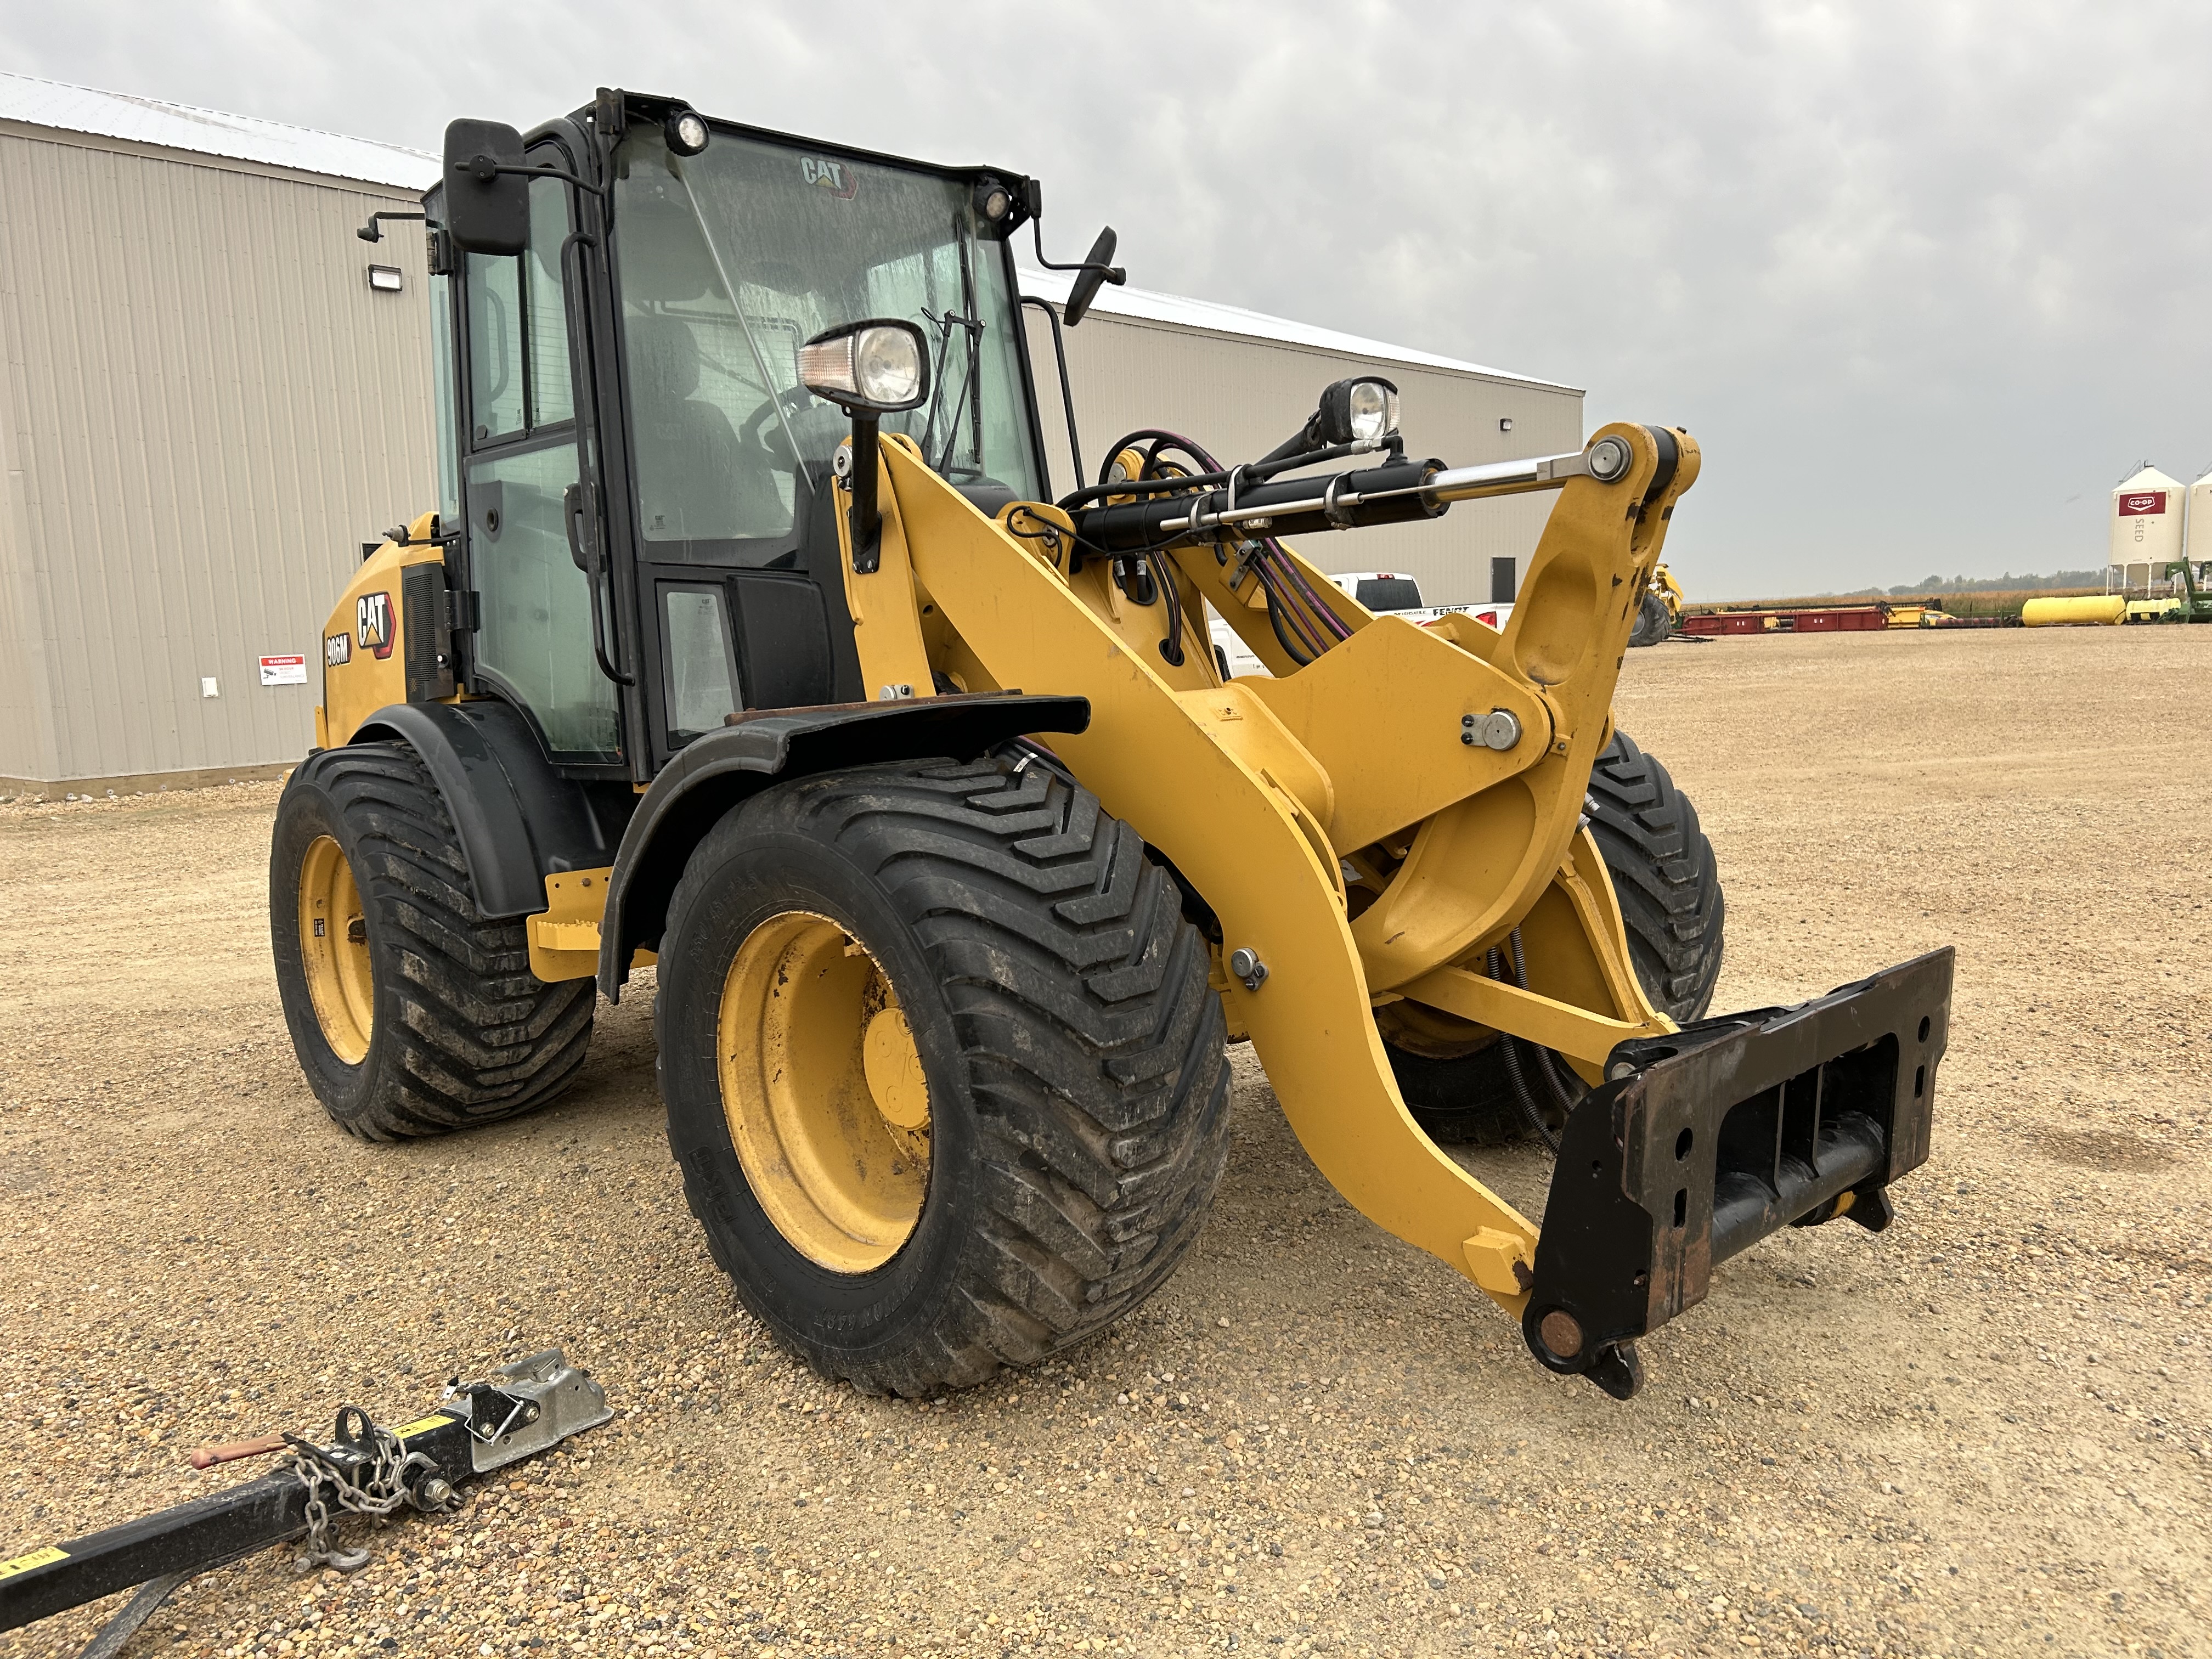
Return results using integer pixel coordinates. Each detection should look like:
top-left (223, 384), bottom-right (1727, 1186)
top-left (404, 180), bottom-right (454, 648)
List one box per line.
top-left (2022, 595), bottom-right (2126, 627)
top-left (270, 90), bottom-right (1953, 1404)
top-left (1627, 559), bottom-right (1683, 646)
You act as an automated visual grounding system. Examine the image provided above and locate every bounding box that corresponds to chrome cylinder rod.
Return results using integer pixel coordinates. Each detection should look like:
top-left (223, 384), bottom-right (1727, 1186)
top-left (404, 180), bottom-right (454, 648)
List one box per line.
top-left (1149, 437), bottom-right (1629, 539)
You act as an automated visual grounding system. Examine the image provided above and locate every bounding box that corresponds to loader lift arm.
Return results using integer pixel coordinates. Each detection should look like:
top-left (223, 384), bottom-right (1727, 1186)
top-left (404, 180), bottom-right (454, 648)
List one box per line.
top-left (830, 418), bottom-right (1950, 1394)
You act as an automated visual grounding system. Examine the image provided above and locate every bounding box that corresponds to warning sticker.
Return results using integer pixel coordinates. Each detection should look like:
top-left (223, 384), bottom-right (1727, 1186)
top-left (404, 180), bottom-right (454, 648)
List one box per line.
top-left (259, 654), bottom-right (308, 687)
top-left (392, 1413), bottom-right (461, 1441)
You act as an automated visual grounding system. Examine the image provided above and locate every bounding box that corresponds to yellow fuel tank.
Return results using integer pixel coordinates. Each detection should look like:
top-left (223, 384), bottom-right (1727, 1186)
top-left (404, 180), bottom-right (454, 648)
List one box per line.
top-left (2021, 595), bottom-right (2125, 627)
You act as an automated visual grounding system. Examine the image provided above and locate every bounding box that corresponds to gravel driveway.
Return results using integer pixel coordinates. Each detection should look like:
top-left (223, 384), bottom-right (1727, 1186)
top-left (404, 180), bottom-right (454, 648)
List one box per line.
top-left (2, 624), bottom-right (2206, 1658)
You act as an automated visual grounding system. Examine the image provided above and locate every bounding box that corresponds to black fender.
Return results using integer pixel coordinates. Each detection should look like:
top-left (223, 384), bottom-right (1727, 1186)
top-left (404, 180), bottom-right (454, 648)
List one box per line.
top-left (596, 693), bottom-right (1090, 1000)
top-left (295, 699), bottom-right (617, 919)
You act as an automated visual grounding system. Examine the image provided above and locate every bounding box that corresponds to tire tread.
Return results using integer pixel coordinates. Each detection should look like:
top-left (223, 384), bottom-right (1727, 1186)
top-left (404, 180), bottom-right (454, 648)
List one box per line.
top-left (1585, 729), bottom-right (1726, 1022)
top-left (288, 744), bottom-right (594, 1139)
top-left (663, 758), bottom-right (1229, 1396)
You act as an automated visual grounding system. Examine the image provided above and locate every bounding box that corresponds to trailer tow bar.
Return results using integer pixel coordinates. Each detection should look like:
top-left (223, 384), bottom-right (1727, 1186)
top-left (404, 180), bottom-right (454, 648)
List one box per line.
top-left (0, 1349), bottom-right (612, 1650)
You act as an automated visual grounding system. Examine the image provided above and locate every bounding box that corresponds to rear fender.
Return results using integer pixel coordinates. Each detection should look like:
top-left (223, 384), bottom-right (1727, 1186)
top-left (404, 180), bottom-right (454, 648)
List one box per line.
top-left (594, 693), bottom-right (1090, 1000)
top-left (307, 698), bottom-right (614, 919)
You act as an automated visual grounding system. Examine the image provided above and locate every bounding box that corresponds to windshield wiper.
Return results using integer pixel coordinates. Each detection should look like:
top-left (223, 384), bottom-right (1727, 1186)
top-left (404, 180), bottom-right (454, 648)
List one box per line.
top-left (917, 304), bottom-right (984, 478)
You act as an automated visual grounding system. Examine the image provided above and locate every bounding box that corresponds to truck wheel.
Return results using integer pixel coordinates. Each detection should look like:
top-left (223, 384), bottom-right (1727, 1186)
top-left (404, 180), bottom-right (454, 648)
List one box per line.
top-left (1628, 588), bottom-right (1673, 646)
top-left (270, 744), bottom-right (596, 1140)
top-left (1381, 729), bottom-right (1724, 1143)
top-left (657, 757), bottom-right (1231, 1397)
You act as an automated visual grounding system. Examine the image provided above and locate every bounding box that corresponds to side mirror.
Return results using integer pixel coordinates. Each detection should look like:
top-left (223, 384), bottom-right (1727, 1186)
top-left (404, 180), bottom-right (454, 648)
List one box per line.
top-left (1063, 227), bottom-right (1124, 328)
top-left (442, 119), bottom-right (529, 256)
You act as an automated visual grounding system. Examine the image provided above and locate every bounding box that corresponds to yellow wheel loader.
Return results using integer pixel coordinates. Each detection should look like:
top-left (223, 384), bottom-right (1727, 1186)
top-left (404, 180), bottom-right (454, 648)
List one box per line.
top-left (273, 89), bottom-right (1952, 1400)
top-left (1628, 559), bottom-right (1684, 646)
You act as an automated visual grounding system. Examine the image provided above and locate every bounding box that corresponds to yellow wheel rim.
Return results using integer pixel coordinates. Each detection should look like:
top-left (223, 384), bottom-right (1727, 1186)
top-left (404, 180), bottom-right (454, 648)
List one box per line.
top-left (717, 911), bottom-right (932, 1272)
top-left (298, 834), bottom-right (374, 1064)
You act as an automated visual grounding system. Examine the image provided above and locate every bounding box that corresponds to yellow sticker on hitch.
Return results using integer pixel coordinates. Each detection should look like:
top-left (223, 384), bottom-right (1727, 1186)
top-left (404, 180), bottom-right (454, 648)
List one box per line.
top-left (391, 1413), bottom-right (460, 1441)
top-left (0, 1544), bottom-right (67, 1579)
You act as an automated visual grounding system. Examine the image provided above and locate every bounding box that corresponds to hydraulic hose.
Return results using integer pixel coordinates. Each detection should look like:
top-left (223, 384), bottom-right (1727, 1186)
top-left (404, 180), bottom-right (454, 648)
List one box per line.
top-left (1486, 928), bottom-right (1596, 1157)
top-left (1487, 944), bottom-right (1560, 1154)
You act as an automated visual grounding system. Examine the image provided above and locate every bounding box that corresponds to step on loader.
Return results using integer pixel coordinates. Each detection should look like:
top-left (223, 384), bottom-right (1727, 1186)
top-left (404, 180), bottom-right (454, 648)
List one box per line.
top-left (274, 89), bottom-right (1953, 1400)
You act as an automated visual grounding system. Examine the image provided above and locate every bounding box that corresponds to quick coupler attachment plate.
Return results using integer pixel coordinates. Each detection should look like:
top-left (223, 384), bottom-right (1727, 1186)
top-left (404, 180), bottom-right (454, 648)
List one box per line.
top-left (1520, 948), bottom-right (1954, 1401)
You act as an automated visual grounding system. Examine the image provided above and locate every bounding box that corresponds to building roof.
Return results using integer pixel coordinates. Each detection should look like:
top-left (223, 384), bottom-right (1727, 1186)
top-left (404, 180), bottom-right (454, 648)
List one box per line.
top-left (0, 71), bottom-right (436, 190)
top-left (1019, 264), bottom-right (1578, 394)
top-left (0, 72), bottom-right (1573, 390)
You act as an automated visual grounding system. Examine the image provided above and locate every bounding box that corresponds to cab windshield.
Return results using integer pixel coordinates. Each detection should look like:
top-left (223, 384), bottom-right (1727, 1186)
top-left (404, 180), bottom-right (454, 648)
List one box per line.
top-left (611, 125), bottom-right (1041, 566)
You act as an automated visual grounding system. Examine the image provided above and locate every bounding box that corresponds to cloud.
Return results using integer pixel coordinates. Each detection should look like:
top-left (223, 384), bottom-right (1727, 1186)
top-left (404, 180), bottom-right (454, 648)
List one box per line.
top-left (9, 0), bottom-right (2207, 595)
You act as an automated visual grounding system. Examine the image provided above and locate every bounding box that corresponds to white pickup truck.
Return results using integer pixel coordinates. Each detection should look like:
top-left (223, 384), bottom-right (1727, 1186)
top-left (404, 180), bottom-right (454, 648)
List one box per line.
top-left (1208, 571), bottom-right (1513, 679)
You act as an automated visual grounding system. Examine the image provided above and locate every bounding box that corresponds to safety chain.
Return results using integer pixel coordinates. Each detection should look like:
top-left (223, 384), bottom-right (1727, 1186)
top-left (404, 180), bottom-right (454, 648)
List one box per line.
top-left (287, 1410), bottom-right (454, 1573)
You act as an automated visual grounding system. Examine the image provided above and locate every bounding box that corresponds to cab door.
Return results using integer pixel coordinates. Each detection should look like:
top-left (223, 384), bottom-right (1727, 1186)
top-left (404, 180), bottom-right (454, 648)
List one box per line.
top-left (453, 169), bottom-right (622, 764)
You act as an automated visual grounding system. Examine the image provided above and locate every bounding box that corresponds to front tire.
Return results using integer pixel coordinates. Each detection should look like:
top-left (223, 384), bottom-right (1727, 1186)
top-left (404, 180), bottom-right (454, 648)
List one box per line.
top-left (657, 757), bottom-right (1230, 1396)
top-left (270, 744), bottom-right (596, 1139)
top-left (1381, 729), bottom-right (1724, 1143)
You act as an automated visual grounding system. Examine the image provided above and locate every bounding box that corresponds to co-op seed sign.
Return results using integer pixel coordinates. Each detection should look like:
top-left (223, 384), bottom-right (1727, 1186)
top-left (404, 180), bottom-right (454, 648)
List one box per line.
top-left (2119, 489), bottom-right (2169, 546)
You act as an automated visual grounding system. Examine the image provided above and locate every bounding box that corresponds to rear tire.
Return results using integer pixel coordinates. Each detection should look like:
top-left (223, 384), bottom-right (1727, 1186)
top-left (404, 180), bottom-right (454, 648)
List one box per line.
top-left (270, 744), bottom-right (596, 1140)
top-left (1629, 588), bottom-right (1674, 647)
top-left (1587, 728), bottom-right (1726, 1022)
top-left (1383, 729), bottom-right (1724, 1143)
top-left (657, 757), bottom-right (1230, 1396)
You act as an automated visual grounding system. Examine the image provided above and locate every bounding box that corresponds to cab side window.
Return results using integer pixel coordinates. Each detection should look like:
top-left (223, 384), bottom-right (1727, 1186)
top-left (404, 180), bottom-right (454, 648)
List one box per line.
top-left (460, 172), bottom-right (619, 760)
top-left (466, 177), bottom-right (573, 442)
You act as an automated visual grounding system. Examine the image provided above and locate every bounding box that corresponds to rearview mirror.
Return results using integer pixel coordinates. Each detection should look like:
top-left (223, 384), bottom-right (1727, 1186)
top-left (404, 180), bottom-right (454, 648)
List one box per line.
top-left (442, 119), bottom-right (529, 256)
top-left (1063, 227), bottom-right (1122, 328)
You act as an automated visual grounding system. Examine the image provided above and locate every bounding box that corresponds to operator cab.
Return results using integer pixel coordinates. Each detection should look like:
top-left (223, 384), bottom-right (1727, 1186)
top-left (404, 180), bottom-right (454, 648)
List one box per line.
top-left (420, 92), bottom-right (1053, 780)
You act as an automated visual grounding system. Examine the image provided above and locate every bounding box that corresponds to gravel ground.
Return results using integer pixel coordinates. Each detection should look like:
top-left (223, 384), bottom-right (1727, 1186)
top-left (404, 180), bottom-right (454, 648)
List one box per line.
top-left (2, 623), bottom-right (2207, 1659)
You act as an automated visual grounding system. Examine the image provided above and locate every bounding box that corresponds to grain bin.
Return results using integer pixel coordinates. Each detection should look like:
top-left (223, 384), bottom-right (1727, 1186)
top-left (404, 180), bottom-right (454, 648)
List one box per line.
top-left (2111, 464), bottom-right (2183, 586)
top-left (2186, 468), bottom-right (2212, 571)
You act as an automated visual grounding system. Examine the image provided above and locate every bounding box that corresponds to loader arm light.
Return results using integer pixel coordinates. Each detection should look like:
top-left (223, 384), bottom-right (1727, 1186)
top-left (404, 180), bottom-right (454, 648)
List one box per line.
top-left (802, 318), bottom-right (932, 575)
top-left (797, 319), bottom-right (930, 414)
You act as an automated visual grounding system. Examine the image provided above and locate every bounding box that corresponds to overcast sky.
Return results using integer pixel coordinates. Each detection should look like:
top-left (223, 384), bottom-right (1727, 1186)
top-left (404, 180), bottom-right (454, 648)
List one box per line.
top-left (10, 1), bottom-right (2207, 597)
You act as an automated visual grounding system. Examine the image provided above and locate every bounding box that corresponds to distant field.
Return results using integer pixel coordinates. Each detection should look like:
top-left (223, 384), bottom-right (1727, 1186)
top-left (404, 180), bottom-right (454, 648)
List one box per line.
top-left (1685, 586), bottom-right (2106, 618)
top-left (1926, 586), bottom-right (2104, 617)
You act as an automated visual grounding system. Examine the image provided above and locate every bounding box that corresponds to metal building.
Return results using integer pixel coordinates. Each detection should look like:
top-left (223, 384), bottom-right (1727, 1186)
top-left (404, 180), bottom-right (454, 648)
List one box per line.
top-left (0, 76), bottom-right (1581, 793)
top-left (0, 75), bottom-right (437, 794)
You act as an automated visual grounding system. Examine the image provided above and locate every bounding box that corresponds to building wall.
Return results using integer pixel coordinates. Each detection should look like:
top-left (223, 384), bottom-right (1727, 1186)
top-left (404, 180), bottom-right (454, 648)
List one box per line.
top-left (0, 123), bottom-right (1579, 786)
top-left (0, 121), bottom-right (433, 787)
top-left (1025, 307), bottom-right (1584, 608)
